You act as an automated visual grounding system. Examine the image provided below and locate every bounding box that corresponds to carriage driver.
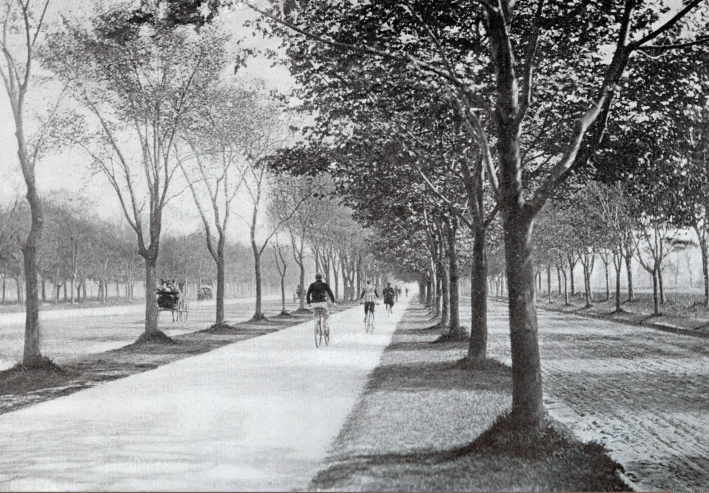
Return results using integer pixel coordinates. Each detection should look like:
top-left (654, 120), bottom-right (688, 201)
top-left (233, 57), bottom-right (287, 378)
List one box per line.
top-left (306, 273), bottom-right (336, 324)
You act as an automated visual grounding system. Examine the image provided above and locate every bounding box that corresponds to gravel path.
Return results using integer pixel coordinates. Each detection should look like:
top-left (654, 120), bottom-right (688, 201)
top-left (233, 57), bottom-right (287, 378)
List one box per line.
top-left (474, 301), bottom-right (709, 492)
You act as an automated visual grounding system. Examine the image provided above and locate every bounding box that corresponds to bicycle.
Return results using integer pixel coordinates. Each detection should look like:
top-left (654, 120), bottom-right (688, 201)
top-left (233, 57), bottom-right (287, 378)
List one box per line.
top-left (364, 309), bottom-right (374, 334)
top-left (313, 306), bottom-right (329, 348)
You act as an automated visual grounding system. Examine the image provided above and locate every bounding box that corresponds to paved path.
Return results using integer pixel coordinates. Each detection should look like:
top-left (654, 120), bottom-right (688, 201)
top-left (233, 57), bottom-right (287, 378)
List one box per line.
top-left (473, 301), bottom-right (709, 492)
top-left (0, 302), bottom-right (405, 491)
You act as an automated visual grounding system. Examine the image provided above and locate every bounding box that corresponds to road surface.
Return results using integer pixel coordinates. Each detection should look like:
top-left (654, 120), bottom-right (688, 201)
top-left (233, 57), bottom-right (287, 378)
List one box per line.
top-left (0, 301), bottom-right (405, 491)
top-left (475, 301), bottom-right (709, 492)
top-left (0, 298), bottom-right (299, 371)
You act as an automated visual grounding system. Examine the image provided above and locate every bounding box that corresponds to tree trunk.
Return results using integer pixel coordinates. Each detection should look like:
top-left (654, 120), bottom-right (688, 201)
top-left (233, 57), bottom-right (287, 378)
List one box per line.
top-left (446, 219), bottom-right (462, 336)
top-left (216, 237), bottom-right (226, 324)
top-left (652, 268), bottom-right (660, 316)
top-left (22, 203), bottom-right (43, 365)
top-left (583, 263), bottom-right (591, 308)
top-left (297, 255), bottom-right (305, 310)
top-left (467, 230), bottom-right (487, 362)
top-left (252, 248), bottom-right (265, 320)
top-left (568, 256), bottom-right (576, 296)
top-left (625, 249), bottom-right (634, 302)
top-left (556, 266), bottom-right (562, 295)
top-left (503, 211), bottom-right (544, 427)
top-left (144, 256), bottom-right (159, 334)
top-left (41, 278), bottom-right (46, 302)
top-left (701, 238), bottom-right (709, 308)
top-left (546, 265), bottom-right (552, 303)
top-left (658, 267), bottom-right (665, 305)
top-left (440, 255), bottom-right (449, 327)
top-left (614, 259), bottom-right (622, 313)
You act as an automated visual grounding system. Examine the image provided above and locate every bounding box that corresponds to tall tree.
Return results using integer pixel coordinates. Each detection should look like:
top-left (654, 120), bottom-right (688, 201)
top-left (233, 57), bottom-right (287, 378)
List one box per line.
top-left (45, 7), bottom-right (224, 336)
top-left (180, 85), bottom-right (256, 324)
top-left (0, 0), bottom-right (62, 366)
top-left (252, 0), bottom-right (709, 428)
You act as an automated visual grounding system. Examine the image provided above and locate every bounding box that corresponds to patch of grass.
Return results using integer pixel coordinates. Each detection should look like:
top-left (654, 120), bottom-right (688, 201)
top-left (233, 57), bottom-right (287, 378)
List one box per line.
top-left (311, 304), bottom-right (629, 492)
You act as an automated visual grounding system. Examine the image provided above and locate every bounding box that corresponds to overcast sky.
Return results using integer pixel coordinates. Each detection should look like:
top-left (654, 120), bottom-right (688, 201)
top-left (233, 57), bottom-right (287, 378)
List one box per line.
top-left (0, 0), bottom-right (293, 242)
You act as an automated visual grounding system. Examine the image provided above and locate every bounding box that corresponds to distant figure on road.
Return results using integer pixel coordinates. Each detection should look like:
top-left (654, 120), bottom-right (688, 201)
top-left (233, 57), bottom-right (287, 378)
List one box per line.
top-left (307, 273), bottom-right (336, 326)
top-left (383, 283), bottom-right (396, 315)
top-left (359, 280), bottom-right (379, 322)
top-left (405, 287), bottom-right (409, 298)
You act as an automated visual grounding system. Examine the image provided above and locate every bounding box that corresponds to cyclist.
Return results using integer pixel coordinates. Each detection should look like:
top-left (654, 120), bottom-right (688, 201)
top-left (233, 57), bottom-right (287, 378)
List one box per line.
top-left (383, 282), bottom-right (396, 315)
top-left (405, 287), bottom-right (409, 298)
top-left (359, 280), bottom-right (379, 322)
top-left (306, 273), bottom-right (336, 331)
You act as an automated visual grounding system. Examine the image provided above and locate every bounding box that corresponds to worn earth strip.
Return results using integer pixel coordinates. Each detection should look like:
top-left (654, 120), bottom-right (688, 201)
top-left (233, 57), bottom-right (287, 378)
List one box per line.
top-left (476, 301), bottom-right (709, 492)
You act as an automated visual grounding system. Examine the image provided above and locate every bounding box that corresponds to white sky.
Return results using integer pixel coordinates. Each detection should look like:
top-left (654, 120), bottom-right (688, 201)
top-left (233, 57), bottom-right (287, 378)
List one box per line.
top-left (0, 0), bottom-right (294, 242)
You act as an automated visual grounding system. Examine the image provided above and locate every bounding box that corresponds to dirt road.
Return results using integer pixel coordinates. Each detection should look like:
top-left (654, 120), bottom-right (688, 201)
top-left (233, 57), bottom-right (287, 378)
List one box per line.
top-left (475, 302), bottom-right (709, 492)
top-left (0, 298), bottom-right (297, 371)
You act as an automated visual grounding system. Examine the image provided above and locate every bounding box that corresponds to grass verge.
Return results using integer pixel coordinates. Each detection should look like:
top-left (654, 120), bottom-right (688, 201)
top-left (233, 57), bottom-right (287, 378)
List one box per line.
top-left (310, 304), bottom-right (629, 492)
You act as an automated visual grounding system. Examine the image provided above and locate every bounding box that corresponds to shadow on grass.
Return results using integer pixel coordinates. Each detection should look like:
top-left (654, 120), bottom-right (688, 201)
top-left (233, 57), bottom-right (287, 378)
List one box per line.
top-left (311, 412), bottom-right (628, 492)
top-left (310, 303), bottom-right (629, 492)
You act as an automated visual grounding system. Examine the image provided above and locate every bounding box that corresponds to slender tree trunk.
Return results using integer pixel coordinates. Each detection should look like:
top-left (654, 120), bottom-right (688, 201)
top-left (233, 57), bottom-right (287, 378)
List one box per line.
top-left (583, 263), bottom-right (591, 308)
top-left (546, 265), bottom-right (552, 303)
top-left (562, 270), bottom-right (569, 305)
top-left (625, 249), bottom-right (634, 302)
top-left (297, 256), bottom-right (305, 310)
top-left (216, 237), bottom-right (226, 324)
top-left (556, 266), bottom-right (562, 295)
top-left (658, 266), bottom-right (665, 305)
top-left (41, 278), bottom-right (46, 302)
top-left (604, 261), bottom-right (610, 301)
top-left (2, 276), bottom-right (5, 304)
top-left (144, 256), bottom-right (159, 334)
top-left (467, 230), bottom-right (487, 362)
top-left (446, 219), bottom-right (461, 336)
top-left (614, 259), bottom-right (622, 313)
top-left (700, 238), bottom-right (709, 308)
top-left (652, 268), bottom-right (660, 316)
top-left (440, 255), bottom-right (449, 327)
top-left (22, 193), bottom-right (43, 364)
top-left (568, 256), bottom-right (576, 296)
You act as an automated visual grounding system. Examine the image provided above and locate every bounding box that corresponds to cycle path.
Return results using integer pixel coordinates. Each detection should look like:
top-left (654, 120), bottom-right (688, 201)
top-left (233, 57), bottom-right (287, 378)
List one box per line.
top-left (0, 301), bottom-right (406, 491)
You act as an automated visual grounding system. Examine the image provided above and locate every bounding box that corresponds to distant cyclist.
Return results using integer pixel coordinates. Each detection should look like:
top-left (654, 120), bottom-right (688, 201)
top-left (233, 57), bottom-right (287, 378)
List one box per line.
top-left (383, 282), bottom-right (396, 315)
top-left (307, 273), bottom-right (336, 327)
top-left (359, 280), bottom-right (379, 322)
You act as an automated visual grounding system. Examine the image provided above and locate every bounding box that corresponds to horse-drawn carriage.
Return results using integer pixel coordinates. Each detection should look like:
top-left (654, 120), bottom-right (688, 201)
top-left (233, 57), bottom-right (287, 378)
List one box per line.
top-left (197, 286), bottom-right (212, 301)
top-left (156, 280), bottom-right (189, 322)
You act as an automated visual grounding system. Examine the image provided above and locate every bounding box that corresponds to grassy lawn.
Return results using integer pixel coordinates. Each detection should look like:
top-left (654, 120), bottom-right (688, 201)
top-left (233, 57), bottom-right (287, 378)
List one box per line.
top-left (310, 305), bottom-right (629, 492)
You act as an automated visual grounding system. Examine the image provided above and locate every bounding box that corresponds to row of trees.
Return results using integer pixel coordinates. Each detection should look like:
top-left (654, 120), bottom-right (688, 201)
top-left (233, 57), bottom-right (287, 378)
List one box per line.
top-left (0, 197), bottom-right (301, 305)
top-left (253, 0), bottom-right (709, 431)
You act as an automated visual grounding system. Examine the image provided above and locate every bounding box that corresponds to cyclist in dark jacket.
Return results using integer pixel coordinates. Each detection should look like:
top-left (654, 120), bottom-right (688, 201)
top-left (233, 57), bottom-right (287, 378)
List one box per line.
top-left (307, 273), bottom-right (336, 325)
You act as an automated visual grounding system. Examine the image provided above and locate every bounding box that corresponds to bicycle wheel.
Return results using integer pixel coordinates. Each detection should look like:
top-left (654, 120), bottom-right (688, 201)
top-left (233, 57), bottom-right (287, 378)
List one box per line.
top-left (324, 321), bottom-right (329, 346)
top-left (314, 317), bottom-right (322, 348)
top-left (366, 313), bottom-right (374, 334)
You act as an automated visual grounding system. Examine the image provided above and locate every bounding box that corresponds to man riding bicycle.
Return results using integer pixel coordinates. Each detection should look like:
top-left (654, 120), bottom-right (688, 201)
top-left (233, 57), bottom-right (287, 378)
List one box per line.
top-left (359, 280), bottom-right (379, 321)
top-left (307, 273), bottom-right (336, 328)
